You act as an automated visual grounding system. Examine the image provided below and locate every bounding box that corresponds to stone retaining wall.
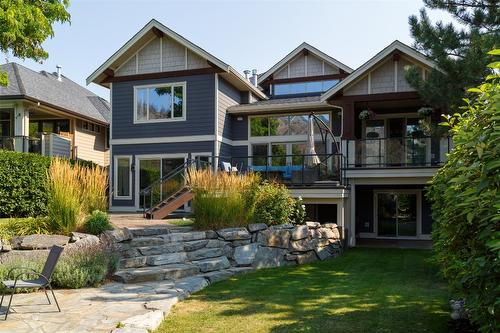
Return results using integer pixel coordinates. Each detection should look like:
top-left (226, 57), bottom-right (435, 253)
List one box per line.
top-left (111, 222), bottom-right (343, 283)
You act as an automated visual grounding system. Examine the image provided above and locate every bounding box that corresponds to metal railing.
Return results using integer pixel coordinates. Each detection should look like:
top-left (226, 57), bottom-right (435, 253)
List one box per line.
top-left (345, 136), bottom-right (452, 168)
top-left (0, 136), bottom-right (41, 154)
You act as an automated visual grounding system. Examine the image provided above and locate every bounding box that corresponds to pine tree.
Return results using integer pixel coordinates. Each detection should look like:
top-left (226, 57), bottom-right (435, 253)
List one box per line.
top-left (407, 0), bottom-right (499, 110)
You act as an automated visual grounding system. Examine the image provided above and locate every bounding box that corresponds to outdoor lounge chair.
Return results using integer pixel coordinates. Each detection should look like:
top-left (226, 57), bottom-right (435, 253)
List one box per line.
top-left (0, 245), bottom-right (64, 320)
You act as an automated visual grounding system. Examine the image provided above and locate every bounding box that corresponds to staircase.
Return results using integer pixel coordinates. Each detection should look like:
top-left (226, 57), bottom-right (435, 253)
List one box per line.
top-left (112, 227), bottom-right (251, 284)
top-left (145, 186), bottom-right (193, 220)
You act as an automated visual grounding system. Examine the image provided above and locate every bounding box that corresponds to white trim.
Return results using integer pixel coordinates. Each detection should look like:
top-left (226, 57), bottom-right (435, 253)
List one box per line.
top-left (113, 155), bottom-right (133, 200)
top-left (111, 134), bottom-right (215, 145)
top-left (345, 168), bottom-right (438, 179)
top-left (228, 100), bottom-right (333, 114)
top-left (132, 81), bottom-right (187, 124)
top-left (258, 42), bottom-right (353, 84)
top-left (304, 54), bottom-right (308, 76)
top-left (134, 153), bottom-right (188, 209)
top-left (184, 47), bottom-right (188, 70)
top-left (321, 40), bottom-right (440, 101)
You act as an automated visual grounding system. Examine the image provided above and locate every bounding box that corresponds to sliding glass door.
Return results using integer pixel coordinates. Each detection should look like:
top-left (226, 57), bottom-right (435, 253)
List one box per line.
top-left (376, 192), bottom-right (418, 237)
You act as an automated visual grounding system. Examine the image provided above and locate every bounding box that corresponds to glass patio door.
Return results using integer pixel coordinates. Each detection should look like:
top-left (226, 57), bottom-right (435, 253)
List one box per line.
top-left (377, 192), bottom-right (417, 237)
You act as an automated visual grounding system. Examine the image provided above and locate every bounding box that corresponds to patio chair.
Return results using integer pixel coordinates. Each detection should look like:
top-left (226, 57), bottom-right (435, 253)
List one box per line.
top-left (221, 161), bottom-right (238, 173)
top-left (0, 245), bottom-right (64, 320)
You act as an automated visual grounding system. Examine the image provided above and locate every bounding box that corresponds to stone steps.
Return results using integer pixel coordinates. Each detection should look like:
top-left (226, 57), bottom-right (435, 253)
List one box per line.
top-left (113, 263), bottom-right (200, 283)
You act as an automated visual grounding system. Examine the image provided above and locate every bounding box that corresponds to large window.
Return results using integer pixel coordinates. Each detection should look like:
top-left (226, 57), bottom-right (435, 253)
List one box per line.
top-left (250, 112), bottom-right (330, 137)
top-left (115, 156), bottom-right (132, 199)
top-left (273, 80), bottom-right (339, 96)
top-left (0, 109), bottom-right (13, 137)
top-left (134, 83), bottom-right (186, 123)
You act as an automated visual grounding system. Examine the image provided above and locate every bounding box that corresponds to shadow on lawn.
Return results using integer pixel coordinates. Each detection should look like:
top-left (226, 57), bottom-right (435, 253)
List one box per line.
top-left (187, 248), bottom-right (450, 333)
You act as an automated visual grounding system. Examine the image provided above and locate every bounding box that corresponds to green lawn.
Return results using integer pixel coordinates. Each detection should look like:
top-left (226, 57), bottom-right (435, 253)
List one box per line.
top-left (165, 218), bottom-right (195, 227)
top-left (155, 248), bottom-right (450, 333)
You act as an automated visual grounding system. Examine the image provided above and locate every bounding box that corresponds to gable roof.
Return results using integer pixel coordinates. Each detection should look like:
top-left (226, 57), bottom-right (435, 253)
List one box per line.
top-left (320, 40), bottom-right (438, 102)
top-left (1, 62), bottom-right (110, 124)
top-left (258, 42), bottom-right (353, 84)
top-left (87, 19), bottom-right (266, 99)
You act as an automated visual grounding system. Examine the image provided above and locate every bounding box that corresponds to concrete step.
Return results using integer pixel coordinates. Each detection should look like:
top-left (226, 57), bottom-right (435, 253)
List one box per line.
top-left (113, 263), bottom-right (200, 283)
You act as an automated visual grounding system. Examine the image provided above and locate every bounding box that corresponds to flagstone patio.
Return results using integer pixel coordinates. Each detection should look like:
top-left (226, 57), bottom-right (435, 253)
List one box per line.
top-left (0, 277), bottom-right (207, 333)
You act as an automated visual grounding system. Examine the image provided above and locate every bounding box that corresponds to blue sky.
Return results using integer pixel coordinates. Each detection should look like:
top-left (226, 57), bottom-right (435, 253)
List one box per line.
top-left (7, 0), bottom-right (452, 100)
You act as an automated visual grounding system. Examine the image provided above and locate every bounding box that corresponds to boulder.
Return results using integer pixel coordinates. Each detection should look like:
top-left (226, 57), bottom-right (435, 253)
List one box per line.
top-left (136, 243), bottom-right (184, 256)
top-left (252, 247), bottom-right (287, 268)
top-left (205, 230), bottom-right (218, 239)
top-left (186, 247), bottom-right (223, 261)
top-left (272, 223), bottom-right (294, 229)
top-left (322, 223), bottom-right (338, 229)
top-left (257, 229), bottom-right (291, 249)
top-left (216, 228), bottom-right (251, 241)
top-left (291, 225), bottom-right (309, 240)
top-left (314, 245), bottom-right (335, 261)
top-left (192, 256), bottom-right (230, 272)
top-left (120, 257), bottom-right (147, 269)
top-left (285, 253), bottom-right (298, 261)
top-left (230, 239), bottom-right (251, 247)
top-left (15, 234), bottom-right (70, 250)
top-left (175, 276), bottom-right (209, 295)
top-left (296, 251), bottom-right (318, 264)
top-left (233, 243), bottom-right (259, 266)
top-left (305, 221), bottom-right (321, 229)
top-left (130, 237), bottom-right (164, 247)
top-left (103, 228), bottom-right (133, 243)
top-left (289, 238), bottom-right (318, 252)
top-left (129, 227), bottom-right (170, 237)
top-left (122, 310), bottom-right (164, 331)
top-left (247, 223), bottom-right (267, 233)
top-left (65, 234), bottom-right (100, 250)
top-left (146, 252), bottom-right (187, 266)
top-left (203, 270), bottom-right (235, 283)
top-left (318, 227), bottom-right (336, 239)
top-left (164, 232), bottom-right (206, 242)
top-left (205, 239), bottom-right (228, 248)
top-left (183, 240), bottom-right (209, 252)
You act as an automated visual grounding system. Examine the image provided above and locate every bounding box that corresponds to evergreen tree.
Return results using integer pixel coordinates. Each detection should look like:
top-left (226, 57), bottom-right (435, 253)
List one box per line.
top-left (407, 0), bottom-right (499, 110)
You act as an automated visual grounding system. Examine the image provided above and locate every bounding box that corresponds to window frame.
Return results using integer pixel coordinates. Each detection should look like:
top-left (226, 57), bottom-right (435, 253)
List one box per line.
top-left (114, 155), bottom-right (132, 200)
top-left (133, 82), bottom-right (187, 124)
top-left (249, 111), bottom-right (332, 138)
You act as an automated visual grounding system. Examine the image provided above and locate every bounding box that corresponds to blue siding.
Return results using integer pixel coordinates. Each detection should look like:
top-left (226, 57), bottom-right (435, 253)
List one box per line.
top-left (111, 141), bottom-right (214, 208)
top-left (232, 115), bottom-right (248, 140)
top-left (112, 73), bottom-right (216, 139)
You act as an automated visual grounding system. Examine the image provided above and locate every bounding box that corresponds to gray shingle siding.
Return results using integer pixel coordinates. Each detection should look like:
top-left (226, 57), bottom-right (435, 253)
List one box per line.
top-left (217, 77), bottom-right (241, 140)
top-left (111, 73), bottom-right (216, 139)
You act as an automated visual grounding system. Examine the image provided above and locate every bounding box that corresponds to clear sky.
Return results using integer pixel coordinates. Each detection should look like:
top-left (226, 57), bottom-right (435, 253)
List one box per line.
top-left (7, 0), bottom-right (453, 100)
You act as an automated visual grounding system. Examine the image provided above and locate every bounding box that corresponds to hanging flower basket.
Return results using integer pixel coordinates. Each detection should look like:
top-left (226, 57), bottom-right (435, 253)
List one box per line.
top-left (359, 109), bottom-right (374, 120)
top-left (418, 106), bottom-right (434, 117)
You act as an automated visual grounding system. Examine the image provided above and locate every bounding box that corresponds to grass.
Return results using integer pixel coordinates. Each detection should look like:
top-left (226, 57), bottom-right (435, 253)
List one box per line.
top-left (155, 248), bottom-right (450, 333)
top-left (166, 218), bottom-right (195, 227)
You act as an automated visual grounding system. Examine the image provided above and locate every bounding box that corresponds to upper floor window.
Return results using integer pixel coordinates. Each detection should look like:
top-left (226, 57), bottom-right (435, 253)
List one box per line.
top-left (273, 80), bottom-right (339, 96)
top-left (134, 82), bottom-right (186, 123)
top-left (81, 121), bottom-right (100, 134)
top-left (250, 112), bottom-right (330, 137)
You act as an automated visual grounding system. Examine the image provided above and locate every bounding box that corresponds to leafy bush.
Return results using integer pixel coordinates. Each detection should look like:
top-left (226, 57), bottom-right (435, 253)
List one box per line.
top-left (0, 151), bottom-right (51, 217)
top-left (253, 182), bottom-right (295, 225)
top-left (290, 196), bottom-right (306, 225)
top-left (0, 244), bottom-right (118, 290)
top-left (0, 217), bottom-right (53, 239)
top-left (83, 210), bottom-right (112, 235)
top-left (47, 158), bottom-right (83, 234)
top-left (189, 170), bottom-right (260, 229)
top-left (427, 54), bottom-right (499, 333)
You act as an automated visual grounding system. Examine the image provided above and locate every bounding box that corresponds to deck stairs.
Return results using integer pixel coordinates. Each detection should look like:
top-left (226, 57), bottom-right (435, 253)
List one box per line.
top-left (145, 186), bottom-right (193, 220)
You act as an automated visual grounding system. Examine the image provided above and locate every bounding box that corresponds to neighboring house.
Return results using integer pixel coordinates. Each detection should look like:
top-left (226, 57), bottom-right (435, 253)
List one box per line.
top-left (88, 19), bottom-right (451, 246)
top-left (0, 63), bottom-right (110, 166)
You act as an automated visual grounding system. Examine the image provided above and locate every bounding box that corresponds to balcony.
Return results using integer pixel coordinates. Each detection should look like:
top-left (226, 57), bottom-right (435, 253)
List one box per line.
top-left (227, 153), bottom-right (344, 187)
top-left (345, 136), bottom-right (452, 168)
top-left (0, 134), bottom-right (72, 158)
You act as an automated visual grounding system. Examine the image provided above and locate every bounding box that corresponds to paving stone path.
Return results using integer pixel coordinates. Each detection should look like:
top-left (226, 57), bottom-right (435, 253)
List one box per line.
top-left (0, 276), bottom-right (208, 333)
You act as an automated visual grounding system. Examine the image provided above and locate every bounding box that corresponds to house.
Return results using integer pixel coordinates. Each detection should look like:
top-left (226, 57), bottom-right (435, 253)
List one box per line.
top-left (0, 63), bottom-right (110, 166)
top-left (88, 19), bottom-right (451, 246)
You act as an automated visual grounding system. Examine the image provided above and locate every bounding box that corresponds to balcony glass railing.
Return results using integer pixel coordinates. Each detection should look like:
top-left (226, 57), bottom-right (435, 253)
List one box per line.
top-left (345, 136), bottom-right (452, 168)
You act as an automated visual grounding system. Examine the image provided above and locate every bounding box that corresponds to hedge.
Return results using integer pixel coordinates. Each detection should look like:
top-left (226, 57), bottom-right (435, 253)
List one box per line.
top-left (0, 151), bottom-right (51, 217)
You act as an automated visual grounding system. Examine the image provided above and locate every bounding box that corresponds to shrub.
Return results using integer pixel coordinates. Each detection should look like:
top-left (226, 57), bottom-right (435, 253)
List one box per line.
top-left (253, 182), bottom-right (295, 225)
top-left (427, 55), bottom-right (499, 332)
top-left (83, 210), bottom-right (112, 235)
top-left (47, 158), bottom-right (83, 234)
top-left (189, 170), bottom-right (260, 229)
top-left (290, 196), bottom-right (306, 225)
top-left (0, 151), bottom-right (51, 217)
top-left (0, 217), bottom-right (53, 240)
top-left (0, 244), bottom-right (118, 290)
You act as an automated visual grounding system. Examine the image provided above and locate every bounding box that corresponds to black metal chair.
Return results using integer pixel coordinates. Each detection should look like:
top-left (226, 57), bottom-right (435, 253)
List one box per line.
top-left (1, 245), bottom-right (64, 320)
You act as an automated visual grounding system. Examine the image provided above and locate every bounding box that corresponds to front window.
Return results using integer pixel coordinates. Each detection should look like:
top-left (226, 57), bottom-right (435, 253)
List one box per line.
top-left (135, 83), bottom-right (186, 122)
top-left (250, 112), bottom-right (331, 137)
top-left (273, 80), bottom-right (339, 96)
top-left (115, 156), bottom-right (131, 199)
